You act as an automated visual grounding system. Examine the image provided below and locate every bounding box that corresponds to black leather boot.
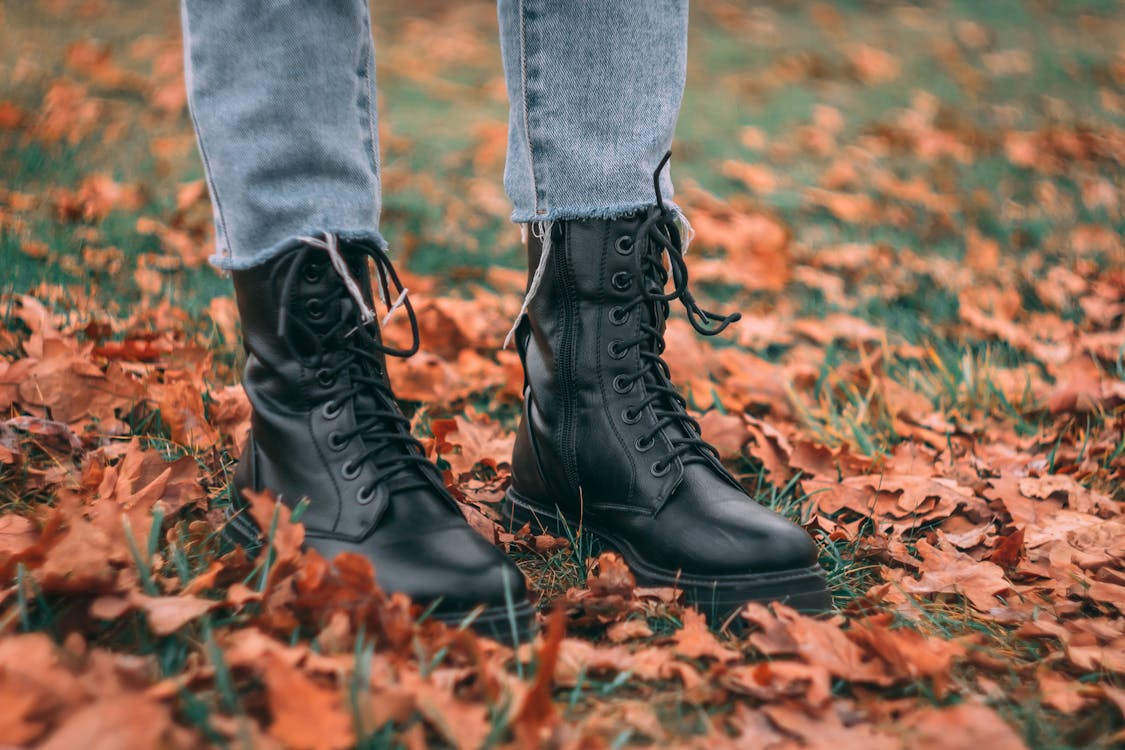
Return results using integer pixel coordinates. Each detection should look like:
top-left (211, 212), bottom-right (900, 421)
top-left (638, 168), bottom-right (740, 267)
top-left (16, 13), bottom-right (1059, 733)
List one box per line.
top-left (504, 173), bottom-right (830, 620)
top-left (226, 234), bottom-right (534, 643)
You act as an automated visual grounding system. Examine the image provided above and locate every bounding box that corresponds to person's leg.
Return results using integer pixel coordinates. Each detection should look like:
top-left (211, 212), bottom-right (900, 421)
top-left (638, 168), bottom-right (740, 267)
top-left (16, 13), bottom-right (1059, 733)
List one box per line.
top-left (497, 0), bottom-right (686, 222)
top-left (498, 0), bottom-right (830, 617)
top-left (181, 0), bottom-right (533, 642)
top-left (181, 0), bottom-right (385, 269)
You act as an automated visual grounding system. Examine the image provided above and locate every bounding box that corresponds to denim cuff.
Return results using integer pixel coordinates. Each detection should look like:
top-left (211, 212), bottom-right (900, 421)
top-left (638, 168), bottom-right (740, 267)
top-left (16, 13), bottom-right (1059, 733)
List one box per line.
top-left (509, 200), bottom-right (681, 224)
top-left (208, 228), bottom-right (390, 271)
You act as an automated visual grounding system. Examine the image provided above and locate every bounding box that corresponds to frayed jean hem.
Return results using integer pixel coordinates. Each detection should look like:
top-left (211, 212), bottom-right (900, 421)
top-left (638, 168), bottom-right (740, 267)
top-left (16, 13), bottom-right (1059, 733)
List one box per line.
top-left (509, 200), bottom-right (681, 224)
top-left (208, 227), bottom-right (389, 271)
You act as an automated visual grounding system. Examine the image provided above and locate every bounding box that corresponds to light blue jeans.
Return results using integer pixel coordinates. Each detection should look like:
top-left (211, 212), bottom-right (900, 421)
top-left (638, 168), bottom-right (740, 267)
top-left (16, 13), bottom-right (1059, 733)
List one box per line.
top-left (181, 0), bottom-right (689, 270)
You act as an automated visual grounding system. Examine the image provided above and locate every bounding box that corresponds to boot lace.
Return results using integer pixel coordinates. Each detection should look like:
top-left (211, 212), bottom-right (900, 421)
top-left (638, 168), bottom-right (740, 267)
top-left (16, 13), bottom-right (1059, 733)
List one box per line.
top-left (272, 234), bottom-right (435, 494)
top-left (612, 153), bottom-right (742, 477)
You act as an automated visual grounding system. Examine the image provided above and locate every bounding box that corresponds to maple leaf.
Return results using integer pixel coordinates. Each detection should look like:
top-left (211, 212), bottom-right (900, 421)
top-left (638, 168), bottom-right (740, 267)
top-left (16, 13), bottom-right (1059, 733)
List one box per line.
top-left (34, 497), bottom-right (120, 594)
top-left (16, 337), bottom-right (144, 424)
top-left (805, 474), bottom-right (978, 534)
top-left (435, 413), bottom-right (515, 477)
top-left (762, 701), bottom-right (903, 749)
top-left (745, 416), bottom-right (795, 482)
top-left (97, 439), bottom-right (206, 518)
top-left (586, 552), bottom-right (635, 598)
top-left (899, 703), bottom-right (1028, 750)
top-left (36, 695), bottom-right (178, 750)
top-left (263, 653), bottom-right (354, 750)
top-left (400, 669), bottom-right (492, 750)
top-left (1037, 668), bottom-right (1095, 714)
top-left (696, 409), bottom-right (748, 457)
top-left (885, 538), bottom-right (1012, 611)
top-left (1047, 355), bottom-right (1125, 414)
top-left (583, 700), bottom-right (669, 744)
top-left (724, 660), bottom-right (834, 707)
top-left (129, 591), bottom-right (221, 636)
top-left (554, 639), bottom-right (636, 688)
top-left (848, 614), bottom-right (963, 695)
top-left (673, 609), bottom-right (741, 662)
top-left (606, 619), bottom-right (654, 643)
top-left (148, 378), bottom-right (219, 449)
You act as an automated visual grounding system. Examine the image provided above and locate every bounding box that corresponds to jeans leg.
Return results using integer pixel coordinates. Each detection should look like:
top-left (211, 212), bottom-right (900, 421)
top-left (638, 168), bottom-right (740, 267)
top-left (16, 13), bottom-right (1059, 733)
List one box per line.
top-left (181, 0), bottom-right (384, 270)
top-left (497, 0), bottom-right (689, 223)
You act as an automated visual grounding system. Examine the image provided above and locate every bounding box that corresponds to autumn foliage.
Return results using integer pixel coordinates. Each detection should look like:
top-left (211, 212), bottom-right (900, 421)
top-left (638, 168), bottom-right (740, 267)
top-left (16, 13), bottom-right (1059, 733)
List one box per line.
top-left (2, 1), bottom-right (1125, 748)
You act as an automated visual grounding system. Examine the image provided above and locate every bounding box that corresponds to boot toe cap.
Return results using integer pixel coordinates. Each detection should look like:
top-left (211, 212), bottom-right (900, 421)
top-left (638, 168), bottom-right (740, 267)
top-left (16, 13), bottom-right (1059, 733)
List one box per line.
top-left (663, 514), bottom-right (818, 576)
top-left (640, 478), bottom-right (822, 577)
top-left (376, 527), bottom-right (528, 611)
top-left (306, 523), bottom-right (529, 613)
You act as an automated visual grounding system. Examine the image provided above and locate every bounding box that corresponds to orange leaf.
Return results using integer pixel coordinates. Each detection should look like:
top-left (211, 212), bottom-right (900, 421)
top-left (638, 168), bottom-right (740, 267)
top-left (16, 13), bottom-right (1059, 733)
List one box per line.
top-left (263, 653), bottom-right (354, 750)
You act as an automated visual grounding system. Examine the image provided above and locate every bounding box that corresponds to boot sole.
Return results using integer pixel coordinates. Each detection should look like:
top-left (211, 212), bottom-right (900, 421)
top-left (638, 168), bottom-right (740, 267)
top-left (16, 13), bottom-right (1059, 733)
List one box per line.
top-left (502, 488), bottom-right (832, 622)
top-left (219, 503), bottom-right (538, 647)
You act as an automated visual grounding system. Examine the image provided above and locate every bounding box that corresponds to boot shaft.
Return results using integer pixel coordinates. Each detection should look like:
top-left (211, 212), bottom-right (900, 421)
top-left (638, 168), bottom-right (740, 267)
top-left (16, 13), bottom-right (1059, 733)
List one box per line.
top-left (231, 237), bottom-right (444, 539)
top-left (512, 212), bottom-right (738, 516)
top-left (232, 241), bottom-right (387, 407)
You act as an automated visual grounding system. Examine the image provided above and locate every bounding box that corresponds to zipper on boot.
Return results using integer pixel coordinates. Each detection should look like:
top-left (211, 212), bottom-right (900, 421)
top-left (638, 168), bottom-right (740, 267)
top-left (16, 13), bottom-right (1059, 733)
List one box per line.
top-left (554, 223), bottom-right (582, 497)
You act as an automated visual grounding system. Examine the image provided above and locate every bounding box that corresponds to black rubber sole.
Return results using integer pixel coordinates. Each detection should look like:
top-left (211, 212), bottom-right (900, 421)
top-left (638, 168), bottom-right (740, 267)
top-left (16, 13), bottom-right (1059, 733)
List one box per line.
top-left (219, 503), bottom-right (539, 647)
top-left (502, 488), bottom-right (832, 623)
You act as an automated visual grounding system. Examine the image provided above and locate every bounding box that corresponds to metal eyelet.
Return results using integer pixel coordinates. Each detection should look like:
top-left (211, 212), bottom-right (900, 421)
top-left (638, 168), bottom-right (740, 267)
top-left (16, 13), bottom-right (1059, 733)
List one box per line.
top-left (611, 271), bottom-right (633, 292)
top-left (305, 298), bottom-right (326, 320)
top-left (609, 306), bottom-right (629, 325)
top-left (322, 400), bottom-right (342, 420)
top-left (328, 431), bottom-right (348, 451)
top-left (635, 435), bottom-right (655, 452)
top-left (341, 460), bottom-right (361, 480)
top-left (302, 263), bottom-right (325, 283)
top-left (613, 375), bottom-right (634, 394)
top-left (651, 460), bottom-right (671, 477)
top-left (316, 369), bottom-right (336, 388)
top-left (614, 236), bottom-right (634, 255)
top-left (622, 408), bottom-right (642, 425)
top-left (356, 485), bottom-right (376, 505)
top-left (608, 340), bottom-right (628, 359)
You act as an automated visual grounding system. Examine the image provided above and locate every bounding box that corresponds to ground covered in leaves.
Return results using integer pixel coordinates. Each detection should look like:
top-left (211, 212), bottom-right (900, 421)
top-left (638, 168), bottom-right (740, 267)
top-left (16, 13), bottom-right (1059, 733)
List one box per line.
top-left (1, 0), bottom-right (1124, 748)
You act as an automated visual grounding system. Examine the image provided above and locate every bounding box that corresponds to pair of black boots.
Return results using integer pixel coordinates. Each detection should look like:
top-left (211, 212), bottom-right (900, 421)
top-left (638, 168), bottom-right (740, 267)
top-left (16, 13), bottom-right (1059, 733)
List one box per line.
top-left (227, 205), bottom-right (829, 644)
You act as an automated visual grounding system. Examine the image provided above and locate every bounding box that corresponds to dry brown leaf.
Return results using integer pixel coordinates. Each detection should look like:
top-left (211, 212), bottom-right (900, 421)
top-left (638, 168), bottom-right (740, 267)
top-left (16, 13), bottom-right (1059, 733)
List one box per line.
top-left (263, 653), bottom-right (354, 750)
top-left (886, 538), bottom-right (1012, 611)
top-left (673, 609), bottom-right (741, 662)
top-left (898, 703), bottom-right (1027, 749)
